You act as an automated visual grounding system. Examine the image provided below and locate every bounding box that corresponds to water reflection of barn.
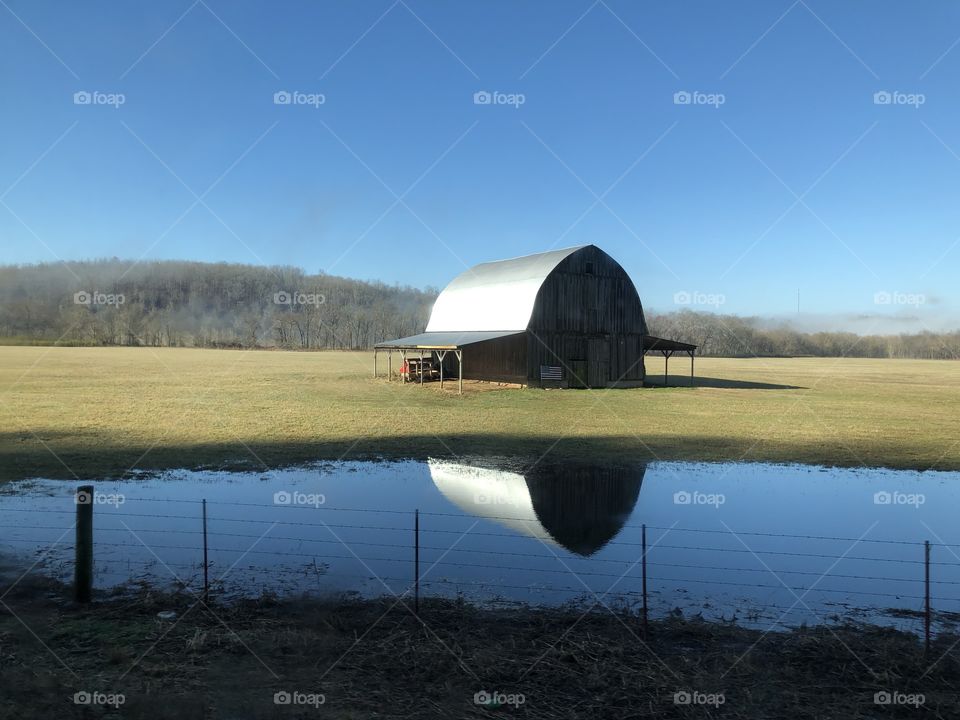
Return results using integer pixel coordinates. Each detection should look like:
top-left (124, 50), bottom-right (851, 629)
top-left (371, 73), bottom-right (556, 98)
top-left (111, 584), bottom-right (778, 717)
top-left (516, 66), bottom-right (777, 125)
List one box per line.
top-left (428, 460), bottom-right (645, 556)
top-left (375, 245), bottom-right (696, 391)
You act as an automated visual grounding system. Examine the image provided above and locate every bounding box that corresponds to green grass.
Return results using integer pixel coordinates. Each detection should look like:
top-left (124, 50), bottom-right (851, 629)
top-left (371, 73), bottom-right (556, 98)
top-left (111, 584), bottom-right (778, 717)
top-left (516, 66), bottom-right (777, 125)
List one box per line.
top-left (1, 345), bottom-right (959, 480)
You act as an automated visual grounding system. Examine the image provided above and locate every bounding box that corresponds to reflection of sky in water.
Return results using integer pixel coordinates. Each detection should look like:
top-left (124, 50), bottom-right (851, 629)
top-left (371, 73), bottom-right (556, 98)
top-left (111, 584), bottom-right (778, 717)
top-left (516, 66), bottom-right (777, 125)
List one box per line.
top-left (1, 460), bottom-right (958, 635)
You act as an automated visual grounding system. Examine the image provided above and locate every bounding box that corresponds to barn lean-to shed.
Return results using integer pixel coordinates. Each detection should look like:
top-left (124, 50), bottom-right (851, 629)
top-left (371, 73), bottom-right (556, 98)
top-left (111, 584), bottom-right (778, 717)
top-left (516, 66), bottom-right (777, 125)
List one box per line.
top-left (374, 245), bottom-right (695, 392)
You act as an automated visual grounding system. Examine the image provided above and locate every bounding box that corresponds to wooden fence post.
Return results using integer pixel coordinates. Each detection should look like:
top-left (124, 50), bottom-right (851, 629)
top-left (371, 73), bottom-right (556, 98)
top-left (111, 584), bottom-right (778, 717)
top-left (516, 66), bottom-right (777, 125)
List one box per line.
top-left (74, 485), bottom-right (94, 603)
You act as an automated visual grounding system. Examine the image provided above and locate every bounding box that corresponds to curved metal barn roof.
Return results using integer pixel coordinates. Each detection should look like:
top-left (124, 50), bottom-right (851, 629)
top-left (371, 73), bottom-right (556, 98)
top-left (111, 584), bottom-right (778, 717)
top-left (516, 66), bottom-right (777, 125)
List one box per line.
top-left (425, 245), bottom-right (586, 332)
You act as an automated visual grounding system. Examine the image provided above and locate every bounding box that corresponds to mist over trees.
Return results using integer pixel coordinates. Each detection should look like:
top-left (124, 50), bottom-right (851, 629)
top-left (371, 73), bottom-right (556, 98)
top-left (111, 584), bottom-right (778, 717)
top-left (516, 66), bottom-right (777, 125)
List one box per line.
top-left (0, 259), bottom-right (956, 359)
top-left (0, 259), bottom-right (435, 350)
top-left (646, 310), bottom-right (960, 360)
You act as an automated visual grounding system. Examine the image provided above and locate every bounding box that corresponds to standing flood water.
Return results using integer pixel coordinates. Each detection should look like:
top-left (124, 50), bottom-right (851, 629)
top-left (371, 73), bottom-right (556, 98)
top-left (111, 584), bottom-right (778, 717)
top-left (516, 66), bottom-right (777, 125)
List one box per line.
top-left (1, 460), bottom-right (957, 634)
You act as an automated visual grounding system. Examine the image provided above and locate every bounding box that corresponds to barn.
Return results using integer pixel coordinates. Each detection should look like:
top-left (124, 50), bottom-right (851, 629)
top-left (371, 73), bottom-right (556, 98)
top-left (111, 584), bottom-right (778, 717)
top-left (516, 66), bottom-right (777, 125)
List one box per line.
top-left (374, 245), bottom-right (695, 392)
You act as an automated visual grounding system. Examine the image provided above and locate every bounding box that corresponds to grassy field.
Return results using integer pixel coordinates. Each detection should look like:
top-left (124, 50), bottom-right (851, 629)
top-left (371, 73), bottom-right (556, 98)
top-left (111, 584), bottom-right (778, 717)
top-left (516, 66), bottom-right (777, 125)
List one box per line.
top-left (1, 345), bottom-right (959, 481)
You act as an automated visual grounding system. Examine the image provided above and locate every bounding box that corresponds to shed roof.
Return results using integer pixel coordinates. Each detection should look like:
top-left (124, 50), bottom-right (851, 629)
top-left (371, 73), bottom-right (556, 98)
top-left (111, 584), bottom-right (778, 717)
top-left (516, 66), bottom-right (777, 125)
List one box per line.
top-left (642, 335), bottom-right (698, 353)
top-left (374, 330), bottom-right (524, 350)
top-left (425, 245), bottom-right (586, 332)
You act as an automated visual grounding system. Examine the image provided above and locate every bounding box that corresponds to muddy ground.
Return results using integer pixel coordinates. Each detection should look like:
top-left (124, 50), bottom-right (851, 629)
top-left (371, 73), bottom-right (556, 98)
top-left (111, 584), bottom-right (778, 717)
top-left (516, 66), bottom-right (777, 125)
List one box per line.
top-left (0, 567), bottom-right (957, 719)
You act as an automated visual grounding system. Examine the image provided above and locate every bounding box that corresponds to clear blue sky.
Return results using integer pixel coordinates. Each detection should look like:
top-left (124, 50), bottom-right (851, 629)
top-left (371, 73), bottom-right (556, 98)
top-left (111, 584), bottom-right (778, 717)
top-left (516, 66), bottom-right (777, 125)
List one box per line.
top-left (2, 1), bottom-right (959, 331)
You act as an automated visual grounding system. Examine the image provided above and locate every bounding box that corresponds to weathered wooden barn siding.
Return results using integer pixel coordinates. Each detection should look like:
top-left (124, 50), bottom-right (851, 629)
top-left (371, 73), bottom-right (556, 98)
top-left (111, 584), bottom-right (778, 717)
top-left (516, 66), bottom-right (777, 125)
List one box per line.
top-left (526, 246), bottom-right (647, 387)
top-left (438, 332), bottom-right (527, 384)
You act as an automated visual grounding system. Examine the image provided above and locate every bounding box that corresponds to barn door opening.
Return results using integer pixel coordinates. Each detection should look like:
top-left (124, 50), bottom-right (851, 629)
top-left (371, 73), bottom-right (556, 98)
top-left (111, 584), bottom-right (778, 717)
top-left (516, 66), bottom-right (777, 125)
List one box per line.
top-left (588, 338), bottom-right (610, 388)
top-left (568, 359), bottom-right (588, 388)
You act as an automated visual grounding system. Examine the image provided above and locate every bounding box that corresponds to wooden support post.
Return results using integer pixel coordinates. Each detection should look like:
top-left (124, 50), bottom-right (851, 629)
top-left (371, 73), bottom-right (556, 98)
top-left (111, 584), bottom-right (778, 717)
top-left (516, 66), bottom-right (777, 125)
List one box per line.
top-left (388, 351), bottom-right (392, 381)
top-left (400, 350), bottom-right (406, 383)
top-left (373, 349), bottom-right (378, 378)
top-left (689, 350), bottom-right (694, 387)
top-left (75, 485), bottom-right (94, 603)
top-left (438, 351), bottom-right (446, 389)
top-left (641, 523), bottom-right (648, 639)
top-left (414, 508), bottom-right (420, 616)
top-left (202, 498), bottom-right (209, 602)
top-left (925, 540), bottom-right (931, 655)
top-left (457, 350), bottom-right (463, 395)
top-left (419, 350), bottom-right (424, 385)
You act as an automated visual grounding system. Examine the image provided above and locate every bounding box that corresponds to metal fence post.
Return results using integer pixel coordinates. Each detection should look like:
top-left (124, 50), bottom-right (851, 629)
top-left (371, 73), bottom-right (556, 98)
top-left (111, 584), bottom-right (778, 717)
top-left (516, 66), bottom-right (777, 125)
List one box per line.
top-left (203, 499), bottom-right (209, 602)
top-left (74, 485), bottom-right (94, 603)
top-left (414, 508), bottom-right (420, 615)
top-left (925, 540), bottom-right (931, 655)
top-left (641, 523), bottom-right (648, 639)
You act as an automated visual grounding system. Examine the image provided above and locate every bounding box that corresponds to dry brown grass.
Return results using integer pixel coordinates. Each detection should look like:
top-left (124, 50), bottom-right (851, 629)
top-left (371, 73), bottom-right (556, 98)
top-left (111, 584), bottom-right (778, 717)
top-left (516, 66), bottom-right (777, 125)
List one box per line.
top-left (0, 575), bottom-right (955, 719)
top-left (2, 346), bottom-right (959, 480)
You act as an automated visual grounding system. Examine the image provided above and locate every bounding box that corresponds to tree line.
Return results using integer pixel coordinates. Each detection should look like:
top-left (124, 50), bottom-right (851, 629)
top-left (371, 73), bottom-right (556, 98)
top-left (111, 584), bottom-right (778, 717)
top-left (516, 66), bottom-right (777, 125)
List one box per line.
top-left (0, 259), bottom-right (435, 350)
top-left (646, 309), bottom-right (960, 360)
top-left (0, 259), bottom-right (956, 359)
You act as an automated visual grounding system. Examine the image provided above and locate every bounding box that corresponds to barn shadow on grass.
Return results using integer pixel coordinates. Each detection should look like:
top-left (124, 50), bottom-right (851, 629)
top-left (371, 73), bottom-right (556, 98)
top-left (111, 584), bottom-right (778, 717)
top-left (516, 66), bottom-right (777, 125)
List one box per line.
top-left (644, 375), bottom-right (806, 390)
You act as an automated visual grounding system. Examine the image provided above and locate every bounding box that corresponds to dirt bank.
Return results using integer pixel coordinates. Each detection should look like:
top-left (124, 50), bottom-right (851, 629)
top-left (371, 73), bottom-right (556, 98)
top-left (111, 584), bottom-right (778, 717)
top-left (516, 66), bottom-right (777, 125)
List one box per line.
top-left (0, 570), bottom-right (956, 719)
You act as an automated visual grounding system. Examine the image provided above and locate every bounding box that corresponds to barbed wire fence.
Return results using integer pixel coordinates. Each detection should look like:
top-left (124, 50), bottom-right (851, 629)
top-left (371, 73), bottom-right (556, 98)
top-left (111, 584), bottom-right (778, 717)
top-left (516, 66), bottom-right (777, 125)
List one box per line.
top-left (1, 485), bottom-right (956, 654)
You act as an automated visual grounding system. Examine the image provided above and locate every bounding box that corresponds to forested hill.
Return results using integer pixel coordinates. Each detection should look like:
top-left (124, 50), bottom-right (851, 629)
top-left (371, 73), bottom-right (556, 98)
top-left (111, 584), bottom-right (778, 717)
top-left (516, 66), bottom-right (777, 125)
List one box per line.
top-left (0, 259), bottom-right (436, 349)
top-left (0, 259), bottom-right (957, 358)
top-left (646, 310), bottom-right (960, 360)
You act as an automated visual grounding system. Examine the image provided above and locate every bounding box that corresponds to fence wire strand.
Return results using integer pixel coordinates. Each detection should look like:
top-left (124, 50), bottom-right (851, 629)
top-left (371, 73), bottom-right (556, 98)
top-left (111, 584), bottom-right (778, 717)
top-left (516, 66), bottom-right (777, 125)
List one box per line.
top-left (2, 494), bottom-right (957, 621)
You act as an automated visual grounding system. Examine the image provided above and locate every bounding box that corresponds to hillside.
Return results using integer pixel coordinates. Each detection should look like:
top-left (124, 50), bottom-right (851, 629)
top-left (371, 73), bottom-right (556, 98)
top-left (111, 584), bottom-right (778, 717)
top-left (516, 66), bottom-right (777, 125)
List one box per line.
top-left (0, 259), bottom-right (957, 358)
top-left (0, 259), bottom-right (436, 349)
